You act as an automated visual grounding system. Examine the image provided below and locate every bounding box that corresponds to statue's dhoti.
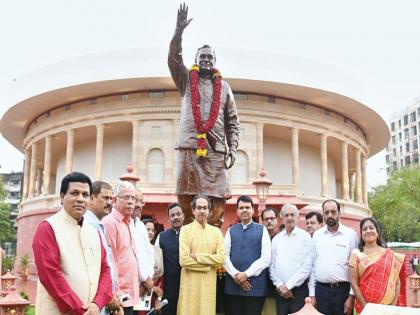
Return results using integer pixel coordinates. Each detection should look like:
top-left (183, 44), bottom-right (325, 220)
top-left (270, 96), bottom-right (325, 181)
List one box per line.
top-left (176, 149), bottom-right (229, 227)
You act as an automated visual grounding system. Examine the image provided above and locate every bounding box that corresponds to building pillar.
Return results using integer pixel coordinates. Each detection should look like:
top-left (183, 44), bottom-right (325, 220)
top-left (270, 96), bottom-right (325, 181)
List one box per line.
top-left (22, 149), bottom-right (31, 199)
top-left (36, 168), bottom-right (43, 196)
top-left (43, 135), bottom-right (52, 195)
top-left (65, 129), bottom-right (74, 174)
top-left (355, 148), bottom-right (363, 203)
top-left (341, 141), bottom-right (350, 200)
top-left (257, 123), bottom-right (264, 172)
top-left (132, 120), bottom-right (140, 175)
top-left (95, 124), bottom-right (104, 180)
top-left (349, 171), bottom-right (355, 201)
top-left (320, 134), bottom-right (328, 197)
top-left (291, 128), bottom-right (300, 192)
top-left (28, 142), bottom-right (37, 198)
top-left (362, 155), bottom-right (368, 205)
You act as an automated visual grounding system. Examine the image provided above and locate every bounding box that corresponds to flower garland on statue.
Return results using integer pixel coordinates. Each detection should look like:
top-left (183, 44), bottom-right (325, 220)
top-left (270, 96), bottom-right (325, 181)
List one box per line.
top-left (189, 64), bottom-right (222, 157)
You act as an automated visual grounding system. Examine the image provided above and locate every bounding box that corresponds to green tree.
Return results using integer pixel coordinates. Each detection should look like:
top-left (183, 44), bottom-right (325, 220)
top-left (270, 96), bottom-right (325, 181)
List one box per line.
top-left (369, 166), bottom-right (420, 242)
top-left (0, 176), bottom-right (14, 242)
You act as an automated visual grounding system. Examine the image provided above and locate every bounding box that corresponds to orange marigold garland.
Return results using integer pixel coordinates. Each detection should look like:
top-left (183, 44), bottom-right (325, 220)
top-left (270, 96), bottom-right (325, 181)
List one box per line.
top-left (189, 64), bottom-right (222, 157)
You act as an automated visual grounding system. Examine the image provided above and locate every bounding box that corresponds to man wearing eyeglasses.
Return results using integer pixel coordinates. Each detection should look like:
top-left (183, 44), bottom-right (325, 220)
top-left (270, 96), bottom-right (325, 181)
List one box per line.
top-left (103, 181), bottom-right (140, 315)
top-left (130, 189), bottom-right (155, 297)
top-left (261, 208), bottom-right (280, 240)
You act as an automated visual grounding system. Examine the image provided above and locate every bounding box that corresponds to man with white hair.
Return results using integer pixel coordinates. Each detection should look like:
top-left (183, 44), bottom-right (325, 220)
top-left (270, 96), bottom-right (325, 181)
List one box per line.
top-left (102, 181), bottom-right (140, 315)
top-left (269, 204), bottom-right (313, 315)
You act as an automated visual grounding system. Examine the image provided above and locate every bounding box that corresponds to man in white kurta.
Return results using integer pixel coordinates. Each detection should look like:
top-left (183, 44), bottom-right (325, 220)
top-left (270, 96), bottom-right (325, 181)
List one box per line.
top-left (177, 195), bottom-right (225, 315)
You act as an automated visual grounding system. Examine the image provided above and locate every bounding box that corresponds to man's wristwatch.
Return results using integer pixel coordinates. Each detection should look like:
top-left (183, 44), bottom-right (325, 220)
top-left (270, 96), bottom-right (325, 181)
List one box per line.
top-left (157, 296), bottom-right (162, 302)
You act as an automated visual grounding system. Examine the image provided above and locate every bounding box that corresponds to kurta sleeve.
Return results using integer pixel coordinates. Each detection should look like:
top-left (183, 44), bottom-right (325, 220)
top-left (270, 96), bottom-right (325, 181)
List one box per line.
top-left (179, 226), bottom-right (211, 272)
top-left (103, 219), bottom-right (121, 293)
top-left (196, 228), bottom-right (226, 266)
top-left (32, 221), bottom-right (85, 315)
top-left (92, 237), bottom-right (113, 309)
top-left (168, 30), bottom-right (189, 96)
top-left (224, 85), bottom-right (240, 153)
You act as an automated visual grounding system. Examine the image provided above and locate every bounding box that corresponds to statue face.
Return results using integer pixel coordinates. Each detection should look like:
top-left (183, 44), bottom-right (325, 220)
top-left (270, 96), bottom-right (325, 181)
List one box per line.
top-left (196, 47), bottom-right (215, 72)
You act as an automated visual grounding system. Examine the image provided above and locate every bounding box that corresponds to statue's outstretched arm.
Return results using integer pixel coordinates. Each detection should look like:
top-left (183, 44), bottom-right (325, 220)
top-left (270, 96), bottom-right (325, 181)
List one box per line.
top-left (168, 3), bottom-right (192, 96)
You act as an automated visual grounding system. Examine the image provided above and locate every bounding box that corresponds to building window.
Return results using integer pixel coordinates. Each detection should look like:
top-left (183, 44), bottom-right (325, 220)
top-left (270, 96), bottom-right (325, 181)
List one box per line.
top-left (414, 139), bottom-right (418, 150)
top-left (405, 155), bottom-right (411, 165)
top-left (149, 91), bottom-right (165, 98)
top-left (411, 112), bottom-right (417, 122)
top-left (146, 149), bottom-right (165, 182)
top-left (404, 128), bottom-right (409, 139)
top-left (234, 93), bottom-right (248, 100)
top-left (392, 135), bottom-right (396, 144)
top-left (400, 146), bottom-right (403, 154)
top-left (404, 115), bottom-right (408, 125)
top-left (399, 120), bottom-right (402, 128)
top-left (401, 159), bottom-right (404, 167)
top-left (399, 133), bottom-right (402, 141)
top-left (406, 142), bottom-right (410, 152)
top-left (391, 122), bottom-right (395, 131)
top-left (230, 150), bottom-right (249, 184)
top-left (413, 153), bottom-right (419, 164)
top-left (393, 148), bottom-right (396, 155)
top-left (385, 155), bottom-right (389, 163)
top-left (413, 126), bottom-right (418, 136)
top-left (393, 161), bottom-right (397, 169)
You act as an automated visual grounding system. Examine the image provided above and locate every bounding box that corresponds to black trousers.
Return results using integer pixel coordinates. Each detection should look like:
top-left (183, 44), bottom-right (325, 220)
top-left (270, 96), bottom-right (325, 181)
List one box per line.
top-left (275, 281), bottom-right (308, 315)
top-left (315, 282), bottom-right (350, 315)
top-left (224, 295), bottom-right (265, 315)
top-left (162, 297), bottom-right (178, 315)
top-left (123, 307), bottom-right (138, 315)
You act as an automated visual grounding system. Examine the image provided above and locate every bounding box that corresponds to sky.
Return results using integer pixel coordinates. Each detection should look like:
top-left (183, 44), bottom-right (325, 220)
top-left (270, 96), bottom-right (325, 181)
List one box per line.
top-left (1, 0), bottom-right (420, 189)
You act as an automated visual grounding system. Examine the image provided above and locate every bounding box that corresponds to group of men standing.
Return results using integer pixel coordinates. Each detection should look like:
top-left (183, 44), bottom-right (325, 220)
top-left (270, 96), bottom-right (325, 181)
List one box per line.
top-left (32, 171), bottom-right (358, 315)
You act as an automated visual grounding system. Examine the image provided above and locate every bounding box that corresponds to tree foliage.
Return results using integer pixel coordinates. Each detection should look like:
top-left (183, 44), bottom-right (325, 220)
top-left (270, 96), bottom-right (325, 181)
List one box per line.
top-left (369, 166), bottom-right (420, 242)
top-left (0, 176), bottom-right (14, 242)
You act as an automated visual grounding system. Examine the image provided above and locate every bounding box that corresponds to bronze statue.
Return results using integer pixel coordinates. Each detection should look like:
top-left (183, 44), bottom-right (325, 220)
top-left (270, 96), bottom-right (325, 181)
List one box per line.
top-left (168, 3), bottom-right (240, 227)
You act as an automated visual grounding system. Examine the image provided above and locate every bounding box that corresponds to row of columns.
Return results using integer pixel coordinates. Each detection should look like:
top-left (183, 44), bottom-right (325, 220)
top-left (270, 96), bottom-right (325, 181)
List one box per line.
top-left (290, 128), bottom-right (368, 204)
top-left (21, 123), bottom-right (369, 205)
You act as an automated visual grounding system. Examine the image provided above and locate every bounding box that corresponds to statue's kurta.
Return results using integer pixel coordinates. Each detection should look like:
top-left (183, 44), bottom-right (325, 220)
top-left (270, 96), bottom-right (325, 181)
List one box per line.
top-left (168, 33), bottom-right (240, 199)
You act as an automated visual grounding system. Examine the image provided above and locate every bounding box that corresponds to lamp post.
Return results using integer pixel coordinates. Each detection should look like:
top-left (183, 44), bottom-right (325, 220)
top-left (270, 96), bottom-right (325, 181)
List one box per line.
top-left (252, 168), bottom-right (272, 222)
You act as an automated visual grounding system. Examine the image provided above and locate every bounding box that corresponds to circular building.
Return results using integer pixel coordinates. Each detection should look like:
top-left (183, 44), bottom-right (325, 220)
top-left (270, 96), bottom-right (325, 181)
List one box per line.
top-left (0, 48), bottom-right (389, 273)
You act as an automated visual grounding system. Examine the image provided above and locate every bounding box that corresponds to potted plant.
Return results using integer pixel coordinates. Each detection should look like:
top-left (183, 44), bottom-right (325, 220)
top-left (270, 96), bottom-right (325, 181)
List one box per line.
top-left (19, 254), bottom-right (31, 281)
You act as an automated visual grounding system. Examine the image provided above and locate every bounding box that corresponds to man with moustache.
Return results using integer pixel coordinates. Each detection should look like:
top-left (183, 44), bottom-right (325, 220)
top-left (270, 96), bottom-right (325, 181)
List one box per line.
top-left (84, 181), bottom-right (122, 314)
top-left (261, 207), bottom-right (280, 240)
top-left (33, 172), bottom-right (112, 315)
top-left (224, 195), bottom-right (271, 315)
top-left (130, 189), bottom-right (155, 296)
top-left (154, 203), bottom-right (185, 315)
top-left (269, 204), bottom-right (313, 315)
top-left (309, 199), bottom-right (358, 315)
top-left (305, 211), bottom-right (323, 237)
top-left (177, 195), bottom-right (225, 315)
top-left (103, 181), bottom-right (140, 315)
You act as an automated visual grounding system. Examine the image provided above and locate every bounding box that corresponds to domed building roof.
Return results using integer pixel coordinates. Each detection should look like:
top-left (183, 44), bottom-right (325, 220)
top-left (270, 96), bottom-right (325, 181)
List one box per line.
top-left (0, 47), bottom-right (389, 155)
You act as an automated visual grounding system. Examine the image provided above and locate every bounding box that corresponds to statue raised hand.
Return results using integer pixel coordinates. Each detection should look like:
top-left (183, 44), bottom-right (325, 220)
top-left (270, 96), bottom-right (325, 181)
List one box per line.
top-left (176, 3), bottom-right (193, 33)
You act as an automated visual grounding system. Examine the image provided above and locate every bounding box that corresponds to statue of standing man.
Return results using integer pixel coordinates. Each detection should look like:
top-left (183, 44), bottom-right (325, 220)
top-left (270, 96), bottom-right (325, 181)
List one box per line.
top-left (168, 3), bottom-right (240, 227)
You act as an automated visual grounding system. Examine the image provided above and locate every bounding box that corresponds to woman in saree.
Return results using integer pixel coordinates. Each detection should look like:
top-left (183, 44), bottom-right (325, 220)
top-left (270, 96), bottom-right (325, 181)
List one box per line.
top-left (349, 217), bottom-right (406, 313)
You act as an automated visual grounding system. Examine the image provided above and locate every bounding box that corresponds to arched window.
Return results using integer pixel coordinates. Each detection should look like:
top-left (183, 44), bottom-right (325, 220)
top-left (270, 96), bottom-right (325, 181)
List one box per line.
top-left (231, 150), bottom-right (249, 184)
top-left (147, 149), bottom-right (165, 182)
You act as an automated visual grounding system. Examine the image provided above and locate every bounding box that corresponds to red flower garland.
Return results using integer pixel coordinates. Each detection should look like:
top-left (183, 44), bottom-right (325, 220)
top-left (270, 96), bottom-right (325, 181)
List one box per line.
top-left (189, 64), bottom-right (222, 157)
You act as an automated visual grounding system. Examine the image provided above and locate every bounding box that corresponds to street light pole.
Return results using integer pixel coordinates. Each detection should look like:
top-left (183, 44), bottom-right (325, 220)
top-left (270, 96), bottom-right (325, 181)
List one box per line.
top-left (252, 168), bottom-right (273, 223)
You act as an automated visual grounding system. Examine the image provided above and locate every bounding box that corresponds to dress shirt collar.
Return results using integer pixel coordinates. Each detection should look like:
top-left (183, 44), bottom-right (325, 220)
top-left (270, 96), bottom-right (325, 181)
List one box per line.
top-left (112, 208), bottom-right (131, 223)
top-left (60, 208), bottom-right (84, 226)
top-left (322, 223), bottom-right (344, 235)
top-left (172, 228), bottom-right (181, 235)
top-left (241, 220), bottom-right (253, 230)
top-left (85, 209), bottom-right (101, 225)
